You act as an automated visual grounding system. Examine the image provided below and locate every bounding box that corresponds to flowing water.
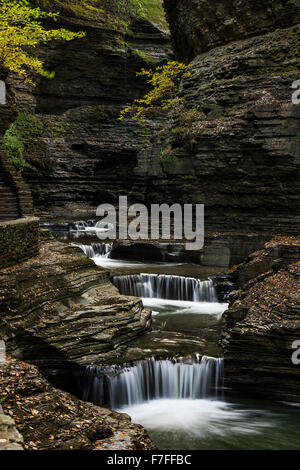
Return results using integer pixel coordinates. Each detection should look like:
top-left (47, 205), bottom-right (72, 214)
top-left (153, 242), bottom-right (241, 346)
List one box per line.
top-left (43, 223), bottom-right (300, 450)
top-left (113, 274), bottom-right (218, 302)
top-left (82, 356), bottom-right (224, 408)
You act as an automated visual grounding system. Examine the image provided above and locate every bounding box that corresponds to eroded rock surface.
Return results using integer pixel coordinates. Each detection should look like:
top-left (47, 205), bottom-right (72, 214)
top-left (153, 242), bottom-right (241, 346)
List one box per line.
top-left (2, 4), bottom-right (171, 213)
top-left (222, 236), bottom-right (300, 402)
top-left (143, 2), bottom-right (300, 233)
top-left (0, 357), bottom-right (154, 450)
top-left (163, 0), bottom-right (300, 60)
top-left (0, 237), bottom-right (151, 367)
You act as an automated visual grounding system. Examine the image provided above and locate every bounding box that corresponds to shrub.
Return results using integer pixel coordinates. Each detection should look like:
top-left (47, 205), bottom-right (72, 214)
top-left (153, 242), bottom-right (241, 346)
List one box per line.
top-left (2, 113), bottom-right (44, 172)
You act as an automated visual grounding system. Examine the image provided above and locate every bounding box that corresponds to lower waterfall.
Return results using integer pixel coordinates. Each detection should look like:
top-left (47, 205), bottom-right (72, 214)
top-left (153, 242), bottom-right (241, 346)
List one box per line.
top-left (75, 243), bottom-right (112, 259)
top-left (113, 274), bottom-right (218, 302)
top-left (81, 356), bottom-right (224, 409)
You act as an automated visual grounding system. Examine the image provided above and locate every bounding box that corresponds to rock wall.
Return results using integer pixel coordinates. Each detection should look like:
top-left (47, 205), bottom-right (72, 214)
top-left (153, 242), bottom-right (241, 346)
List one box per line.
top-left (163, 0), bottom-right (300, 60)
top-left (0, 237), bottom-right (151, 367)
top-left (3, 5), bottom-right (171, 214)
top-left (138, 0), bottom-right (300, 233)
top-left (222, 236), bottom-right (300, 402)
top-left (0, 217), bottom-right (40, 269)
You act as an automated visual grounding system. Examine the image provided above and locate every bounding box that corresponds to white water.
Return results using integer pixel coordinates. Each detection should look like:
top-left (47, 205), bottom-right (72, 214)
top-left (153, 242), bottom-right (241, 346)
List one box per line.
top-left (119, 399), bottom-right (272, 440)
top-left (82, 356), bottom-right (224, 409)
top-left (74, 243), bottom-right (180, 269)
top-left (141, 298), bottom-right (228, 318)
top-left (113, 274), bottom-right (218, 302)
top-left (74, 243), bottom-right (112, 259)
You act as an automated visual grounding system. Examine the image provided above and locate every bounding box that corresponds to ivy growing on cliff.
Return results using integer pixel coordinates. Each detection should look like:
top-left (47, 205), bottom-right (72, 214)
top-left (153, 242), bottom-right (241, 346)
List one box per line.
top-left (119, 61), bottom-right (188, 121)
top-left (0, 0), bottom-right (85, 85)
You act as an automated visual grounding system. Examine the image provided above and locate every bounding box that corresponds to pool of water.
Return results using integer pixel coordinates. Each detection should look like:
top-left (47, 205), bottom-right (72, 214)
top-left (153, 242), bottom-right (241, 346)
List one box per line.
top-left (118, 398), bottom-right (300, 450)
top-left (124, 299), bottom-right (227, 360)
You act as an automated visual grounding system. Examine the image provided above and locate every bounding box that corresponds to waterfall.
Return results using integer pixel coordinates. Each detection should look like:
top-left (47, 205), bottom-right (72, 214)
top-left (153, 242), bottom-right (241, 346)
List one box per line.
top-left (81, 356), bottom-right (224, 409)
top-left (113, 274), bottom-right (218, 302)
top-left (75, 243), bottom-right (112, 259)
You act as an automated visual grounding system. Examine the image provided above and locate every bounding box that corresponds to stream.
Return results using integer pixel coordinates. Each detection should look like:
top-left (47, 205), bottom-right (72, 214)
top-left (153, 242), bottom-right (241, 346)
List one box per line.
top-left (45, 222), bottom-right (300, 450)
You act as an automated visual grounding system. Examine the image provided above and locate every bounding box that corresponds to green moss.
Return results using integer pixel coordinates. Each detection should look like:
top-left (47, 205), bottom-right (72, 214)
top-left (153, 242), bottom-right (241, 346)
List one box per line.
top-left (132, 0), bottom-right (168, 30)
top-left (160, 145), bottom-right (179, 162)
top-left (36, 0), bottom-right (168, 32)
top-left (2, 113), bottom-right (44, 172)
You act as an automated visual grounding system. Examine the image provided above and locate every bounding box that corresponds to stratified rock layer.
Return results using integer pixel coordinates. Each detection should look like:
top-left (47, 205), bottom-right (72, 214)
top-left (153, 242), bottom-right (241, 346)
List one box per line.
top-left (163, 0), bottom-right (300, 60)
top-left (144, 3), bottom-right (300, 233)
top-left (0, 237), bottom-right (151, 367)
top-left (222, 237), bottom-right (300, 402)
top-left (0, 357), bottom-right (154, 450)
top-left (3, 7), bottom-right (171, 213)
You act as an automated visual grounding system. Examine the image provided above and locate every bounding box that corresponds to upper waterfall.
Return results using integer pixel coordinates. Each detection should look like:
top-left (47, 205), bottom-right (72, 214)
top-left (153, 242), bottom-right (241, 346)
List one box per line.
top-left (113, 274), bottom-right (218, 302)
top-left (75, 243), bottom-right (112, 259)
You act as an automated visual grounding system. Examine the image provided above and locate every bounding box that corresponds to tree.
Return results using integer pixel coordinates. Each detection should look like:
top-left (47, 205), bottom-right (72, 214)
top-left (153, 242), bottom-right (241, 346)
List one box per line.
top-left (0, 0), bottom-right (85, 85)
top-left (119, 61), bottom-right (188, 121)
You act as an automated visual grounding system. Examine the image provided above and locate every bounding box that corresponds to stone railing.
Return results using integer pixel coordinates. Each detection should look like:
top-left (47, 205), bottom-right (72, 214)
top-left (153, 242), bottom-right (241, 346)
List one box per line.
top-left (0, 217), bottom-right (40, 269)
top-left (0, 148), bottom-right (40, 269)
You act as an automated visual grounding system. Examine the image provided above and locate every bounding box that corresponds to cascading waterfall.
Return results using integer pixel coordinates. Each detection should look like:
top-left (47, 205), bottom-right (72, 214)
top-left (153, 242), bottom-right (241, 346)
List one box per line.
top-left (113, 274), bottom-right (218, 302)
top-left (82, 356), bottom-right (224, 409)
top-left (75, 243), bottom-right (112, 259)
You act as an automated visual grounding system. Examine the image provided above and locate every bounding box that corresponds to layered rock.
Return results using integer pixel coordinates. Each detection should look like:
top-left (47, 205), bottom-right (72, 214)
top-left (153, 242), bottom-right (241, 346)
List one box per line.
top-left (163, 0), bottom-right (300, 60)
top-left (0, 357), bottom-right (154, 450)
top-left (222, 236), bottom-right (300, 402)
top-left (0, 236), bottom-right (151, 368)
top-left (141, 1), bottom-right (300, 233)
top-left (2, 3), bottom-right (171, 213)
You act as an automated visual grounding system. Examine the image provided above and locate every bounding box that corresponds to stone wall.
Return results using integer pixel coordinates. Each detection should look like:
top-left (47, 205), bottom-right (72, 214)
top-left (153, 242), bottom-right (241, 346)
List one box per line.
top-left (0, 150), bottom-right (34, 217)
top-left (0, 217), bottom-right (40, 269)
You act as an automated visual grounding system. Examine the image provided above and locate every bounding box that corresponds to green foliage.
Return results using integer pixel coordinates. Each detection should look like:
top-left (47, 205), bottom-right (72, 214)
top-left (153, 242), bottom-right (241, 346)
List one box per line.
top-left (130, 0), bottom-right (168, 30)
top-left (0, 395), bottom-right (7, 404)
top-left (160, 145), bottom-right (179, 163)
top-left (2, 113), bottom-right (43, 172)
top-left (0, 0), bottom-right (85, 84)
top-left (120, 61), bottom-right (188, 121)
top-left (172, 108), bottom-right (205, 140)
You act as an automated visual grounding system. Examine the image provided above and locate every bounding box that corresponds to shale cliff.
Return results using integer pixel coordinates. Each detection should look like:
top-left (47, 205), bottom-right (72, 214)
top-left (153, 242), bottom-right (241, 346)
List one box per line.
top-left (140, 0), bottom-right (300, 233)
top-left (1, 1), bottom-right (170, 215)
top-left (222, 236), bottom-right (300, 402)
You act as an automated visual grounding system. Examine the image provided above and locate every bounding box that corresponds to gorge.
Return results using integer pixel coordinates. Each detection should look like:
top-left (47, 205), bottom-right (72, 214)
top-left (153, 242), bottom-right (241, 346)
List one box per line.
top-left (0, 0), bottom-right (299, 453)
